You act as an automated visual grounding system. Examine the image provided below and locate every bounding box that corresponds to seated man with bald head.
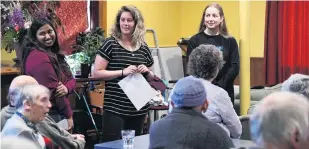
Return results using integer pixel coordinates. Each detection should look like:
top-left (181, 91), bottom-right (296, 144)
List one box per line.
top-left (1, 75), bottom-right (85, 149)
top-left (250, 92), bottom-right (309, 149)
top-left (2, 84), bottom-right (52, 148)
top-left (1, 75), bottom-right (38, 128)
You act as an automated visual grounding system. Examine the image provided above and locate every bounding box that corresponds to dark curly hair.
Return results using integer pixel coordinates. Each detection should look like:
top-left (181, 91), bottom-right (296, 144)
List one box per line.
top-left (187, 44), bottom-right (224, 80)
top-left (289, 78), bottom-right (309, 99)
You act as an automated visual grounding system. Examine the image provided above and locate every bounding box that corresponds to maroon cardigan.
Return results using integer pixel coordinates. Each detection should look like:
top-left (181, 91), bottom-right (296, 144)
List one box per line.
top-left (25, 49), bottom-right (75, 118)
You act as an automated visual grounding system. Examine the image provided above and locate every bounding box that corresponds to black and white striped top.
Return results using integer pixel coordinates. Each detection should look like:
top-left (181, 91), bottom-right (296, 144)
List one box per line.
top-left (97, 37), bottom-right (154, 116)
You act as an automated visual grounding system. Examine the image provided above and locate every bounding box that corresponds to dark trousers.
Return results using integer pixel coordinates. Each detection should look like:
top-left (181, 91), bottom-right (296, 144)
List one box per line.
top-left (102, 110), bottom-right (146, 142)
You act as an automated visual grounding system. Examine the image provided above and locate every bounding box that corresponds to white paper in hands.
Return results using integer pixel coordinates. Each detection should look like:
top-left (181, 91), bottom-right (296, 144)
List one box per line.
top-left (118, 73), bottom-right (157, 111)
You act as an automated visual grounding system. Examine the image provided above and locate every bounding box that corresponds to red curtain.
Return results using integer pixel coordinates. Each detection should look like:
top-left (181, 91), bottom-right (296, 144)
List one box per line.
top-left (55, 1), bottom-right (88, 55)
top-left (264, 1), bottom-right (309, 86)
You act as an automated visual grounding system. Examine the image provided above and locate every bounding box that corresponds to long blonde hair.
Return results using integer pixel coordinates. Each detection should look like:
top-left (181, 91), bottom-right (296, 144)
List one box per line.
top-left (110, 5), bottom-right (146, 46)
top-left (198, 3), bottom-right (229, 36)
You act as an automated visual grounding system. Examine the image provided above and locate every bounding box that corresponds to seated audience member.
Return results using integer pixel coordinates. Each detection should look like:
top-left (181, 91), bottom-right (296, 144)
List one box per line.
top-left (169, 44), bottom-right (242, 138)
top-left (281, 74), bottom-right (309, 99)
top-left (1, 136), bottom-right (40, 149)
top-left (250, 92), bottom-right (309, 149)
top-left (2, 84), bottom-right (52, 148)
top-left (1, 75), bottom-right (38, 129)
top-left (150, 76), bottom-right (234, 149)
top-left (248, 73), bottom-right (309, 114)
top-left (281, 73), bottom-right (309, 92)
top-left (0, 75), bottom-right (85, 149)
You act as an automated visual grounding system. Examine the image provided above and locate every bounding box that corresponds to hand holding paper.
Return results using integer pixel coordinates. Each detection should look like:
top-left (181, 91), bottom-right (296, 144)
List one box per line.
top-left (118, 73), bottom-right (157, 111)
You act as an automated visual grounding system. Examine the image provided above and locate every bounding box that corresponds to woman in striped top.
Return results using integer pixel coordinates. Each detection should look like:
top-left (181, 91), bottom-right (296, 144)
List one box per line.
top-left (93, 5), bottom-right (154, 142)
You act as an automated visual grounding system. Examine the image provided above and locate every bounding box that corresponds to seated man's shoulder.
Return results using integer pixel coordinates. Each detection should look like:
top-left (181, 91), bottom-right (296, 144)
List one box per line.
top-left (188, 119), bottom-right (234, 148)
top-left (150, 113), bottom-right (189, 133)
top-left (208, 123), bottom-right (232, 141)
top-left (187, 114), bottom-right (221, 133)
top-left (3, 114), bottom-right (31, 130)
top-left (0, 106), bottom-right (9, 112)
top-left (150, 116), bottom-right (168, 131)
top-left (36, 116), bottom-right (58, 133)
top-left (2, 124), bottom-right (30, 137)
top-left (198, 117), bottom-right (221, 129)
top-left (38, 115), bottom-right (56, 125)
top-left (198, 119), bottom-right (231, 140)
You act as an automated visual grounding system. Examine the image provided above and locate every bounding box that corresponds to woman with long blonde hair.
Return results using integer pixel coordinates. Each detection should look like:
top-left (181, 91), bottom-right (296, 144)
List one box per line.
top-left (187, 3), bottom-right (240, 104)
top-left (94, 5), bottom-right (154, 141)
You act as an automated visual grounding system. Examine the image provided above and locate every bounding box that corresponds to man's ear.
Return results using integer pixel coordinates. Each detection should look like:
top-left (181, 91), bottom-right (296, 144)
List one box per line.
top-left (290, 129), bottom-right (301, 149)
top-left (23, 100), bottom-right (32, 111)
top-left (202, 99), bottom-right (209, 113)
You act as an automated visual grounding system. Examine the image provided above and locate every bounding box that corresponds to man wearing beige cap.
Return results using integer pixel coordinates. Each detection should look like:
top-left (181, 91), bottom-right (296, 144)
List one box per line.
top-left (149, 76), bottom-right (234, 149)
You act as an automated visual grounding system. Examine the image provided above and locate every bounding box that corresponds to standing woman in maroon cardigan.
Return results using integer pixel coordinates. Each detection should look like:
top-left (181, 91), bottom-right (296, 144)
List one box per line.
top-left (21, 18), bottom-right (75, 130)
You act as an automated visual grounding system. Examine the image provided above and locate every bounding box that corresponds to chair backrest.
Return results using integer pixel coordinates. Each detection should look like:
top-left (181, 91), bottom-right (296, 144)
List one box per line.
top-left (239, 115), bottom-right (252, 140)
top-left (156, 47), bottom-right (184, 85)
top-left (146, 29), bottom-right (184, 84)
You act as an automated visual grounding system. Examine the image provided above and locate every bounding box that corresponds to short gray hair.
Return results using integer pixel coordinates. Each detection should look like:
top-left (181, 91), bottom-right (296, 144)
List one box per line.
top-left (251, 92), bottom-right (309, 148)
top-left (288, 78), bottom-right (309, 99)
top-left (281, 73), bottom-right (309, 91)
top-left (15, 84), bottom-right (50, 109)
top-left (187, 44), bottom-right (224, 80)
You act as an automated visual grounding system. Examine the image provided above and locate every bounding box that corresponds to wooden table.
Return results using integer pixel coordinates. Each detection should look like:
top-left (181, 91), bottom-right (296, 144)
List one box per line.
top-left (1, 60), bottom-right (20, 75)
top-left (149, 105), bottom-right (169, 120)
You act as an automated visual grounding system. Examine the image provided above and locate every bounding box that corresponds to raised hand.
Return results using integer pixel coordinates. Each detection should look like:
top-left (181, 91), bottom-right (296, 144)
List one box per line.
top-left (122, 65), bottom-right (137, 76)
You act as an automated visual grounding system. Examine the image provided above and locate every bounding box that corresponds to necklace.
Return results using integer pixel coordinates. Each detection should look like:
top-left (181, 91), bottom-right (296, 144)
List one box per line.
top-left (130, 48), bottom-right (135, 56)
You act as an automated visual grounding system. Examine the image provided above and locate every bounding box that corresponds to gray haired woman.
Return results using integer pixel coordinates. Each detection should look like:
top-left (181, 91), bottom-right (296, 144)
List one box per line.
top-left (169, 44), bottom-right (242, 138)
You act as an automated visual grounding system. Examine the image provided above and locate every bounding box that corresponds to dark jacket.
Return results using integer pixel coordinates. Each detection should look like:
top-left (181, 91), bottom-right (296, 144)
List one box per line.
top-left (149, 108), bottom-right (234, 149)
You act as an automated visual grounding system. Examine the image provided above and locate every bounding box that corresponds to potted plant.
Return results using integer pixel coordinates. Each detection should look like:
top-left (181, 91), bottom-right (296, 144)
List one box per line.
top-left (71, 27), bottom-right (105, 78)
